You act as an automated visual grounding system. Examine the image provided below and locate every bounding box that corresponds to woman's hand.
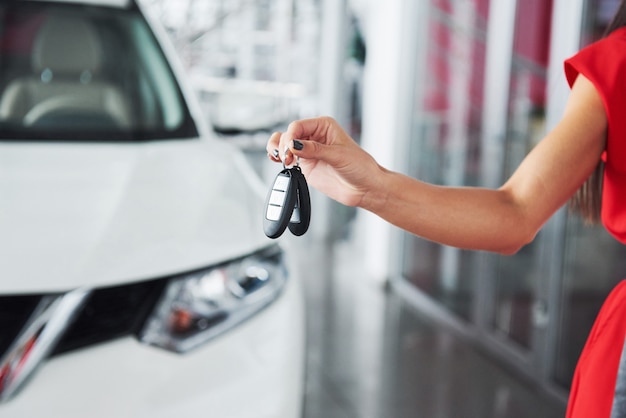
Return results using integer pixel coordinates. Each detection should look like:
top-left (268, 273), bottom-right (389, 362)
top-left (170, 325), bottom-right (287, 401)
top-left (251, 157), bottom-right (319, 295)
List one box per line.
top-left (266, 116), bottom-right (384, 207)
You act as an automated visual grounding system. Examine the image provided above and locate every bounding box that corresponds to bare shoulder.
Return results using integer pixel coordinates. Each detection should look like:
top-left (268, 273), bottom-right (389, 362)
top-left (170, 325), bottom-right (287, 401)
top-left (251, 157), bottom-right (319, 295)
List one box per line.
top-left (565, 73), bottom-right (608, 124)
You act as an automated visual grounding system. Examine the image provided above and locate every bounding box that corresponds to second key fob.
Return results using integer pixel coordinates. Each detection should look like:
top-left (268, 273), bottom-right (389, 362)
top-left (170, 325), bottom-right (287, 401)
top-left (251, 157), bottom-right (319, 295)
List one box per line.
top-left (263, 169), bottom-right (298, 239)
top-left (288, 167), bottom-right (310, 236)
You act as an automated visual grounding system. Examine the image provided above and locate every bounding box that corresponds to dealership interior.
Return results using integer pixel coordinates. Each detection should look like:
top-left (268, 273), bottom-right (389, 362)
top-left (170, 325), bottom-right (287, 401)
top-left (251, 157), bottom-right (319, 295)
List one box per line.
top-left (124, 0), bottom-right (623, 416)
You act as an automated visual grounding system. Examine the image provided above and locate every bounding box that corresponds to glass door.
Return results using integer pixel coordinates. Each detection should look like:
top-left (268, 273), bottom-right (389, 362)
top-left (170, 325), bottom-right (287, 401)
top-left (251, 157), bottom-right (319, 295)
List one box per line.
top-left (402, 0), bottom-right (555, 351)
top-left (400, 0), bottom-right (626, 398)
top-left (489, 0), bottom-right (553, 350)
top-left (402, 0), bottom-right (490, 322)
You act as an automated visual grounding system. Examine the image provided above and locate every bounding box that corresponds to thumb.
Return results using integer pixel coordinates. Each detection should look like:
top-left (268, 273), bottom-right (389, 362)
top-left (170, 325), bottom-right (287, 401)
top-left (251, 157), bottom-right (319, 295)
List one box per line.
top-left (289, 139), bottom-right (334, 163)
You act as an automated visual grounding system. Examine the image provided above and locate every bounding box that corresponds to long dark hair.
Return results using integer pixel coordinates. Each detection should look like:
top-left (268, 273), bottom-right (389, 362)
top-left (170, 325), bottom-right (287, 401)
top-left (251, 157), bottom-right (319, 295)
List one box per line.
top-left (606, 1), bottom-right (626, 34)
top-left (569, 0), bottom-right (626, 224)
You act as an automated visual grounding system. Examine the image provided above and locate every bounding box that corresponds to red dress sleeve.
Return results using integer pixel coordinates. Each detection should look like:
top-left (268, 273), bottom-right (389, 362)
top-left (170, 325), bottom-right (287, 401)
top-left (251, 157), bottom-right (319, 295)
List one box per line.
top-left (564, 28), bottom-right (626, 244)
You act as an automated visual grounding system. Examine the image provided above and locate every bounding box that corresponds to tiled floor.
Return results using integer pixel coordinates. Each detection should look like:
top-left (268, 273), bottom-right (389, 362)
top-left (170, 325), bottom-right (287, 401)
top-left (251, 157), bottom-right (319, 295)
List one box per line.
top-left (291, 234), bottom-right (567, 418)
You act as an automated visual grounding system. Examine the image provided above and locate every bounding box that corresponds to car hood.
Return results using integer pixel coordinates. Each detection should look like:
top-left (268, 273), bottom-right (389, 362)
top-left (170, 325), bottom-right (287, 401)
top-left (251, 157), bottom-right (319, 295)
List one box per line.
top-left (0, 139), bottom-right (271, 293)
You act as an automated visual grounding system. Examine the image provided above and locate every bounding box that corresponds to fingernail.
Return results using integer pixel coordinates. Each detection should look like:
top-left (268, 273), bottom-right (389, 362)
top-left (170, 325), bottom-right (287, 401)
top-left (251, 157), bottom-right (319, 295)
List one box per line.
top-left (272, 149), bottom-right (279, 158)
top-left (293, 140), bottom-right (304, 151)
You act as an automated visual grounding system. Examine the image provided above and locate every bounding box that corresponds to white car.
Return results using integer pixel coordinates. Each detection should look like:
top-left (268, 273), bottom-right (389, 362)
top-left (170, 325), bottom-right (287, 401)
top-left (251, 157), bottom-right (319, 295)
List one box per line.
top-left (0, 0), bottom-right (305, 417)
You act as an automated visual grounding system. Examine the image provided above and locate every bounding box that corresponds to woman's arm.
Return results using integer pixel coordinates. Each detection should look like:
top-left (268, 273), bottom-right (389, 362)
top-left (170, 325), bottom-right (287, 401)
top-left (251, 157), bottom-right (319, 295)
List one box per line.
top-left (267, 74), bottom-right (607, 254)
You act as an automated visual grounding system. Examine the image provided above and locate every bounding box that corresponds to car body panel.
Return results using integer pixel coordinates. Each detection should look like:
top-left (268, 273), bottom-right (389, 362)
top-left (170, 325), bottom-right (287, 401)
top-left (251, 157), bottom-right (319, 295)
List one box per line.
top-left (0, 138), bottom-right (270, 293)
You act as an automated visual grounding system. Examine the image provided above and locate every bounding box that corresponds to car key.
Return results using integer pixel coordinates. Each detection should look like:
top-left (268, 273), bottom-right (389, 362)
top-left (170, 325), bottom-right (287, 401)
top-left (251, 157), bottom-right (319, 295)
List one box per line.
top-left (288, 166), bottom-right (310, 236)
top-left (263, 168), bottom-right (298, 239)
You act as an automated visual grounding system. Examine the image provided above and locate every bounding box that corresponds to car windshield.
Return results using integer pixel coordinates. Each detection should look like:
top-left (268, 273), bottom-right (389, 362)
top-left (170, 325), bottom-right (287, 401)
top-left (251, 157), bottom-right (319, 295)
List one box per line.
top-left (0, 1), bottom-right (198, 141)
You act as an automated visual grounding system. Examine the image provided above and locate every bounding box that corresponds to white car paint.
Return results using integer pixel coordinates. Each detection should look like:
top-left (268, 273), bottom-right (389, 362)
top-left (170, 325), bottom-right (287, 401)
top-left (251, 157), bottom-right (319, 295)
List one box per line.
top-left (0, 0), bottom-right (305, 416)
top-left (0, 139), bottom-right (269, 293)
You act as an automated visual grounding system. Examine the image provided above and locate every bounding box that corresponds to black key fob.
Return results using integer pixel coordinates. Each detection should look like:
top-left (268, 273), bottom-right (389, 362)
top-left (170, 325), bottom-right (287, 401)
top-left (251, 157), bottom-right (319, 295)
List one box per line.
top-left (288, 166), bottom-right (310, 236)
top-left (263, 168), bottom-right (298, 239)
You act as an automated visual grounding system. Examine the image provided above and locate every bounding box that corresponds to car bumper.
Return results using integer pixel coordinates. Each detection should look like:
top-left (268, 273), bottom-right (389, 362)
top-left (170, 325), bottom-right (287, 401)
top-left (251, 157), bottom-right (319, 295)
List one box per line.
top-left (0, 272), bottom-right (305, 418)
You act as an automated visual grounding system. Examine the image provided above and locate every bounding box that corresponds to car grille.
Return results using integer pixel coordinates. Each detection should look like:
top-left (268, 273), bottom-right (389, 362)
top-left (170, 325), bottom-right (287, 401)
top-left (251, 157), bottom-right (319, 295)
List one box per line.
top-left (0, 279), bottom-right (167, 361)
top-left (0, 295), bottom-right (43, 361)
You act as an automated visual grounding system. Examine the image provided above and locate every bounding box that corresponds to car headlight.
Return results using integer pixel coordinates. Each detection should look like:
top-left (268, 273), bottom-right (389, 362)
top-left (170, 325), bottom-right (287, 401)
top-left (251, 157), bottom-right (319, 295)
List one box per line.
top-left (139, 245), bottom-right (287, 353)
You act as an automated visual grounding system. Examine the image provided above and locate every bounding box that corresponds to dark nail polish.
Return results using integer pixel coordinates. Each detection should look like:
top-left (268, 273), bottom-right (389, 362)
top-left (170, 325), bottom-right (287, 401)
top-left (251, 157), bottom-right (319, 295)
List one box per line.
top-left (272, 149), bottom-right (280, 158)
top-left (293, 140), bottom-right (304, 151)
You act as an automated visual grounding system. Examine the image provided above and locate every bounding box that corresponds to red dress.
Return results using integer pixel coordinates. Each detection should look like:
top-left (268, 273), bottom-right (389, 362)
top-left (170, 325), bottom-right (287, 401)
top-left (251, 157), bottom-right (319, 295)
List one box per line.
top-left (564, 27), bottom-right (626, 418)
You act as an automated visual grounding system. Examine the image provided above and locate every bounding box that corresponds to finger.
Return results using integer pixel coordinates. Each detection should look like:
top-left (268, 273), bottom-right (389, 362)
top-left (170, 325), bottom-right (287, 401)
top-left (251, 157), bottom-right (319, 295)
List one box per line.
top-left (268, 148), bottom-right (280, 162)
top-left (266, 132), bottom-right (282, 162)
top-left (279, 117), bottom-right (331, 165)
top-left (288, 139), bottom-right (333, 164)
top-left (291, 136), bottom-right (361, 172)
top-left (279, 132), bottom-right (296, 166)
top-left (282, 145), bottom-right (295, 167)
top-left (286, 116), bottom-right (338, 145)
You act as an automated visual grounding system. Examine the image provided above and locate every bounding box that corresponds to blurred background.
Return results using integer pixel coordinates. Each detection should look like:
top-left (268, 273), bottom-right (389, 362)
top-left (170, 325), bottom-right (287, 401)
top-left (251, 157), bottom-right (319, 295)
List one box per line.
top-left (1, 0), bottom-right (624, 416)
top-left (141, 0), bottom-right (626, 416)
